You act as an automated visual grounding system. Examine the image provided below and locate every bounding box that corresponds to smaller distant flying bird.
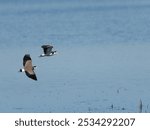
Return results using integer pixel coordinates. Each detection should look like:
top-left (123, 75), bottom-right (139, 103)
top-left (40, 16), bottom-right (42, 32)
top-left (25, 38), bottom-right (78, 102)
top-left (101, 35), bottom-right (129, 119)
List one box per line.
top-left (19, 54), bottom-right (37, 81)
top-left (39, 44), bottom-right (57, 57)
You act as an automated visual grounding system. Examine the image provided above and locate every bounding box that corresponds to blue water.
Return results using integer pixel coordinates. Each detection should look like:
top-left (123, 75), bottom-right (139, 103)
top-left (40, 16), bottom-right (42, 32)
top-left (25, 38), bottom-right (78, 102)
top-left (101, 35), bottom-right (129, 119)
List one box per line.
top-left (0, 0), bottom-right (150, 112)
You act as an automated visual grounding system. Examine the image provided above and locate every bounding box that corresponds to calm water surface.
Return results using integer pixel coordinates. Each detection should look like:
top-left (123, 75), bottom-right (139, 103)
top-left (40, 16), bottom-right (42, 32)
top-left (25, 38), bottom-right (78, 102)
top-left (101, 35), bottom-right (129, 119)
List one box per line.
top-left (0, 0), bottom-right (150, 112)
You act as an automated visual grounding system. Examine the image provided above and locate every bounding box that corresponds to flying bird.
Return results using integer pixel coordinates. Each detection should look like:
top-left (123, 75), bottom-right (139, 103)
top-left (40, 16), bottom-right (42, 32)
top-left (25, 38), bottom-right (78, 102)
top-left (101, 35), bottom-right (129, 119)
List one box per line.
top-left (19, 54), bottom-right (37, 81)
top-left (39, 44), bottom-right (57, 57)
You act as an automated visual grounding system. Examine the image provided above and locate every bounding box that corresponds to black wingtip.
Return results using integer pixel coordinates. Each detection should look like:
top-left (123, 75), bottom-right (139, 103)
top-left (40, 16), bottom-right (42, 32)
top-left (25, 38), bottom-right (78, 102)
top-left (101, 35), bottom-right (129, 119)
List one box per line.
top-left (41, 45), bottom-right (53, 48)
top-left (25, 71), bottom-right (37, 81)
top-left (32, 76), bottom-right (37, 81)
top-left (34, 79), bottom-right (38, 81)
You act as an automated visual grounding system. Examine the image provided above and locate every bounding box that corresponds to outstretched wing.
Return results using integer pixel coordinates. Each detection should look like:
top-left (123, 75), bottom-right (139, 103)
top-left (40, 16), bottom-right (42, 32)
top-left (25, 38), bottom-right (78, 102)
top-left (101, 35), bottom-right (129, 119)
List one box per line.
top-left (23, 54), bottom-right (31, 66)
top-left (23, 54), bottom-right (37, 81)
top-left (41, 45), bottom-right (53, 55)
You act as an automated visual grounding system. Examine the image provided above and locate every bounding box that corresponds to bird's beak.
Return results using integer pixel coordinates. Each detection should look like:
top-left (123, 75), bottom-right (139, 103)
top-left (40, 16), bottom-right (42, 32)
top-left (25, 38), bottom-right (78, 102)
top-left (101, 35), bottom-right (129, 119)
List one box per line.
top-left (18, 69), bottom-right (22, 72)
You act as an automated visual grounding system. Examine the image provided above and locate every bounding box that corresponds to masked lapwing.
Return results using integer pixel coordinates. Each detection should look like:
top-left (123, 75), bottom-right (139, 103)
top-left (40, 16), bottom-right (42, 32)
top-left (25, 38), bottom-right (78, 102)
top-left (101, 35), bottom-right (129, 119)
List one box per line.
top-left (39, 44), bottom-right (57, 57)
top-left (19, 54), bottom-right (37, 81)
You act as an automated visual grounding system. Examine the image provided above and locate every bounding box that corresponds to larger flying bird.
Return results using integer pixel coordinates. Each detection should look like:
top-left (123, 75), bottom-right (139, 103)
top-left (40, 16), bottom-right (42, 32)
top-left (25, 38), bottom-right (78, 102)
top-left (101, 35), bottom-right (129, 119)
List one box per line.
top-left (19, 54), bottom-right (37, 81)
top-left (39, 44), bottom-right (57, 57)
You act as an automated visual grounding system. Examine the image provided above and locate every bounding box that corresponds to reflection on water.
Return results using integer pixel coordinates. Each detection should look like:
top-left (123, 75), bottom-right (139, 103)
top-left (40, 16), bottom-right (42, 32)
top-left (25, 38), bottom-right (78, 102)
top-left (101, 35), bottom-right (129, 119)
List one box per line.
top-left (0, 0), bottom-right (150, 112)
